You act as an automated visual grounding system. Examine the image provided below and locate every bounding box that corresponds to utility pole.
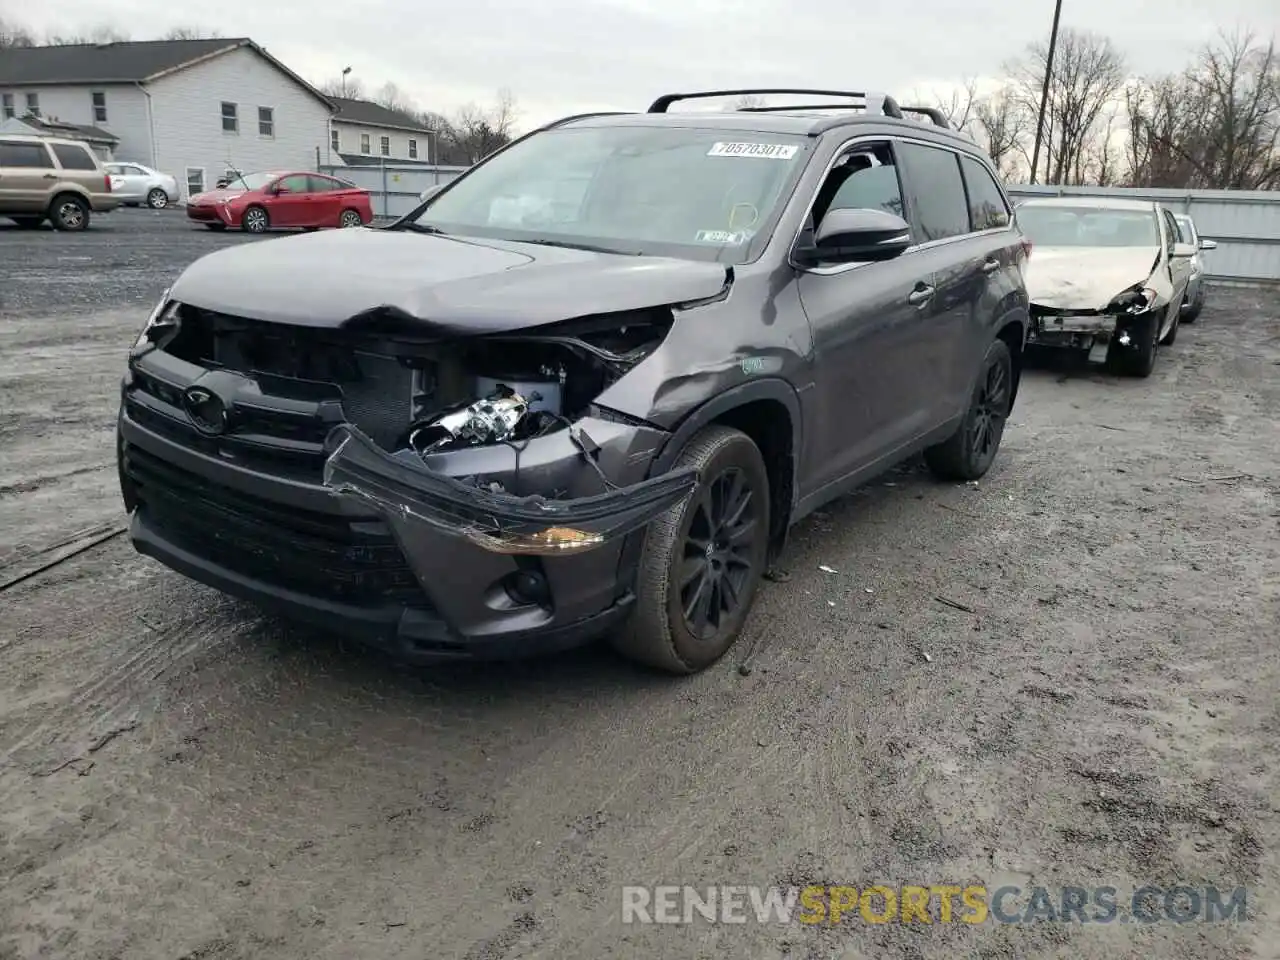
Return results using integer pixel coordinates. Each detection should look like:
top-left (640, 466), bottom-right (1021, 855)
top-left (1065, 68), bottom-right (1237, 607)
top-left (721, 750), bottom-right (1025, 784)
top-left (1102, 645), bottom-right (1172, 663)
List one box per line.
top-left (1029, 0), bottom-right (1063, 185)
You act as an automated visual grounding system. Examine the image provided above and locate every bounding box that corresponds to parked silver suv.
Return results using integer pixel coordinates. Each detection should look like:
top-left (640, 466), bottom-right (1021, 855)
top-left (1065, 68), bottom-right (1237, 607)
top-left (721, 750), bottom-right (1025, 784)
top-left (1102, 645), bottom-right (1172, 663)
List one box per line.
top-left (0, 134), bottom-right (119, 230)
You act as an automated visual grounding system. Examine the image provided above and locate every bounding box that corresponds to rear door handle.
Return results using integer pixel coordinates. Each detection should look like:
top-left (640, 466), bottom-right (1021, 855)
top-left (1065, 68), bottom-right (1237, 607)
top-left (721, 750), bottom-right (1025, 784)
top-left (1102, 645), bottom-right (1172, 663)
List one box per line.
top-left (982, 259), bottom-right (1001, 274)
top-left (42, 173), bottom-right (58, 180)
top-left (908, 285), bottom-right (935, 306)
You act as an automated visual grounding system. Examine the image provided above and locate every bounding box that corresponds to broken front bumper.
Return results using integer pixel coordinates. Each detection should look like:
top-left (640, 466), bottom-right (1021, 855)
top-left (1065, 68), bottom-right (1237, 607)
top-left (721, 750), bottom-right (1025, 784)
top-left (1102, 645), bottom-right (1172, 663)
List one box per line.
top-left (118, 405), bottom-right (695, 661)
top-left (1027, 311), bottom-right (1117, 348)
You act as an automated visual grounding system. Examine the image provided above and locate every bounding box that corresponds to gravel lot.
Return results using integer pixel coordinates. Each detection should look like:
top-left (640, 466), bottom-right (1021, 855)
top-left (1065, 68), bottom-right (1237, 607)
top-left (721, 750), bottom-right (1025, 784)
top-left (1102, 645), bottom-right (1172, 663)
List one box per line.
top-left (1, 210), bottom-right (1278, 960)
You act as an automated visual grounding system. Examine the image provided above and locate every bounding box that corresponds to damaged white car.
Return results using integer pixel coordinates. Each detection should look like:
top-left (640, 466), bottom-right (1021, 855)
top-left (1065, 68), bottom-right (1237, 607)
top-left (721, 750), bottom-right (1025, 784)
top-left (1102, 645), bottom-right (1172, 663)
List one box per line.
top-left (1016, 197), bottom-right (1194, 377)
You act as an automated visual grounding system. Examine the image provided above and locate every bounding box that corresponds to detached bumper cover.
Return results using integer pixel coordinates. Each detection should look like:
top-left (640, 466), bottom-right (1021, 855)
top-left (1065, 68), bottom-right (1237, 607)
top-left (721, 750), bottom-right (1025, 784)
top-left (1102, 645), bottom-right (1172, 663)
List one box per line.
top-left (322, 424), bottom-right (698, 555)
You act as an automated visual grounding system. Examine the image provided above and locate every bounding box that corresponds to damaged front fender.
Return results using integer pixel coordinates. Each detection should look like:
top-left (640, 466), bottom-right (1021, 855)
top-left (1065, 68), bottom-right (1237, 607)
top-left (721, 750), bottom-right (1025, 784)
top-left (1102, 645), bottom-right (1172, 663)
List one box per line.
top-left (323, 424), bottom-right (698, 555)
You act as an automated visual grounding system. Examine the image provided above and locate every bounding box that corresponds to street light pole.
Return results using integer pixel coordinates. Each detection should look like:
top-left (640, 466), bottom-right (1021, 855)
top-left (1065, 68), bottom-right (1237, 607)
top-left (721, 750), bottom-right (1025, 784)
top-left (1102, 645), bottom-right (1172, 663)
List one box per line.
top-left (1029, 0), bottom-right (1064, 185)
top-left (341, 65), bottom-right (352, 98)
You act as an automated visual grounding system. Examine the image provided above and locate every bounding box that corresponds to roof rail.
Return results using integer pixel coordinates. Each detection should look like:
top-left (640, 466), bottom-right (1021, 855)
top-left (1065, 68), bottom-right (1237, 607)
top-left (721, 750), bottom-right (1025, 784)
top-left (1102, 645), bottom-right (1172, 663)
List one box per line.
top-left (647, 88), bottom-right (905, 119)
top-left (898, 106), bottom-right (951, 129)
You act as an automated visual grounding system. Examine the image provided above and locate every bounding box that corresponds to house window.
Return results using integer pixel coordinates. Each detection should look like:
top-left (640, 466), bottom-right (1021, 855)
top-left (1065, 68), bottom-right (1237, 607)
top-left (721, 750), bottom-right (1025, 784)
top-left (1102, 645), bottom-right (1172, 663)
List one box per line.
top-left (360, 133), bottom-right (370, 154)
top-left (25, 92), bottom-right (40, 117)
top-left (258, 106), bottom-right (274, 137)
top-left (221, 101), bottom-right (238, 133)
top-left (186, 167), bottom-right (205, 198)
top-left (92, 91), bottom-right (107, 123)
top-left (408, 138), bottom-right (418, 160)
top-left (331, 128), bottom-right (340, 153)
top-left (2, 94), bottom-right (13, 119)
top-left (379, 136), bottom-right (390, 157)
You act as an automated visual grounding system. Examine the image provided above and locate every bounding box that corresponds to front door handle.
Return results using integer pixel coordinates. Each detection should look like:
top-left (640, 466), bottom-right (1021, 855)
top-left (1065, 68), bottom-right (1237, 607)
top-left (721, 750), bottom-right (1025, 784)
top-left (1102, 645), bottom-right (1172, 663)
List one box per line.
top-left (42, 173), bottom-right (58, 179)
top-left (981, 258), bottom-right (1001, 274)
top-left (908, 285), bottom-right (935, 306)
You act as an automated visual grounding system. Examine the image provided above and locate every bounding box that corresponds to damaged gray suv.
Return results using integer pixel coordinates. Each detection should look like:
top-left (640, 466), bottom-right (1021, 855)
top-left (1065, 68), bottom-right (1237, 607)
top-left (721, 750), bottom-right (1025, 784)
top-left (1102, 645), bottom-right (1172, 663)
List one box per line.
top-left (117, 88), bottom-right (1030, 674)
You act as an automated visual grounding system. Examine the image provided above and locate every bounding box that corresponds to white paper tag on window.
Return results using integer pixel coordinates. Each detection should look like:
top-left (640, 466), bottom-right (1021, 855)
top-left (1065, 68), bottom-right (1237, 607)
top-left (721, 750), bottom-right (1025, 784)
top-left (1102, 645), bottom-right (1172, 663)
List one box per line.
top-left (707, 142), bottom-right (799, 160)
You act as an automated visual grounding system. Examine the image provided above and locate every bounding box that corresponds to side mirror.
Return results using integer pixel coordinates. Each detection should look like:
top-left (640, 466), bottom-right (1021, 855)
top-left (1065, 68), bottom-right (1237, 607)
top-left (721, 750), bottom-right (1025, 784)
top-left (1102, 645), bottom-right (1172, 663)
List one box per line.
top-left (798, 208), bottom-right (912, 264)
top-left (1199, 238), bottom-right (1217, 251)
top-left (419, 184), bottom-right (444, 203)
top-left (1171, 242), bottom-right (1197, 259)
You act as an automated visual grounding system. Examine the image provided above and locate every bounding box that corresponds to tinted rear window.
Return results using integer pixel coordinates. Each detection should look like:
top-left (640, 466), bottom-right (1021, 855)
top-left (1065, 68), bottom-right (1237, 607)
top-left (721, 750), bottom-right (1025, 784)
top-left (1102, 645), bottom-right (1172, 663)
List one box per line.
top-left (0, 140), bottom-right (52, 168)
top-left (959, 155), bottom-right (1011, 231)
top-left (51, 143), bottom-right (98, 170)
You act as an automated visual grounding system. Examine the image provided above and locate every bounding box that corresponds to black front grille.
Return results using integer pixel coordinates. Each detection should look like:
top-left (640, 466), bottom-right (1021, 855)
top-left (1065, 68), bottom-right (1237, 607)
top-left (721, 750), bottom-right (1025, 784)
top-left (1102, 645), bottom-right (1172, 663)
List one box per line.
top-left (124, 442), bottom-right (430, 607)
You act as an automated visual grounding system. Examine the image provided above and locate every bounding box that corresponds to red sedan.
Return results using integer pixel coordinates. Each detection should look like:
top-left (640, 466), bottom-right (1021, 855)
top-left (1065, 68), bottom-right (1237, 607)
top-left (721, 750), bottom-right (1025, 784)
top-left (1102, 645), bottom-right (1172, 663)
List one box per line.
top-left (186, 171), bottom-right (374, 233)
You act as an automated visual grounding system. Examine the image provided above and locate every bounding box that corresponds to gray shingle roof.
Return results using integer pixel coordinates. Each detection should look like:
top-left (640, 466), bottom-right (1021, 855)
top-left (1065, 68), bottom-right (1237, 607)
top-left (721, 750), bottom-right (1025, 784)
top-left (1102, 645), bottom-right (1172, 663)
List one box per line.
top-left (0, 38), bottom-right (247, 85)
top-left (330, 96), bottom-right (434, 134)
top-left (19, 114), bottom-right (119, 143)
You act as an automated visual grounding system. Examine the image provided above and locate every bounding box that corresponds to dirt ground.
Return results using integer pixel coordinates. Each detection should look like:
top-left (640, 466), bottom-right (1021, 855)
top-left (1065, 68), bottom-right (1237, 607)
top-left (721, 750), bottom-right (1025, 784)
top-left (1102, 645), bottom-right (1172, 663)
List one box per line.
top-left (1, 212), bottom-right (1278, 960)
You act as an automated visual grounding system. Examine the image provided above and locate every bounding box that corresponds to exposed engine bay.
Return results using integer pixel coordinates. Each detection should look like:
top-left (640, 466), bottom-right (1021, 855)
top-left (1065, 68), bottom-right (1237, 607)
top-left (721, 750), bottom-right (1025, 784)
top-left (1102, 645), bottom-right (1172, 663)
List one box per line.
top-left (148, 303), bottom-right (672, 464)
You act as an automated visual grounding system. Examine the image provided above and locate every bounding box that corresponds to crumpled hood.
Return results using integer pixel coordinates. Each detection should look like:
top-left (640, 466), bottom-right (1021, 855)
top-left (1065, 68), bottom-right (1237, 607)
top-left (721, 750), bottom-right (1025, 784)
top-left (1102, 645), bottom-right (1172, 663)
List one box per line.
top-left (168, 227), bottom-right (731, 336)
top-left (1025, 246), bottom-right (1160, 311)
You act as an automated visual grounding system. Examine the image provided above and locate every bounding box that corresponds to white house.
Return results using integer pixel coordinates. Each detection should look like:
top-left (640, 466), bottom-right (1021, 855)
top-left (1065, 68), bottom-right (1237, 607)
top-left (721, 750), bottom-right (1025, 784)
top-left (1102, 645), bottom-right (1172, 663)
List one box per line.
top-left (328, 96), bottom-right (437, 166)
top-left (0, 38), bottom-right (336, 200)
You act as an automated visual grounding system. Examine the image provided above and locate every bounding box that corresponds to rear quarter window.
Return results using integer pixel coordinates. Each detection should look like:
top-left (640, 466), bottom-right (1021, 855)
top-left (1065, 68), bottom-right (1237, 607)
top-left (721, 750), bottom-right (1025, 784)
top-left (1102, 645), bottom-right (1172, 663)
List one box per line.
top-left (958, 155), bottom-right (1011, 231)
top-left (0, 140), bottom-right (53, 168)
top-left (895, 142), bottom-right (970, 243)
top-left (51, 143), bottom-right (99, 171)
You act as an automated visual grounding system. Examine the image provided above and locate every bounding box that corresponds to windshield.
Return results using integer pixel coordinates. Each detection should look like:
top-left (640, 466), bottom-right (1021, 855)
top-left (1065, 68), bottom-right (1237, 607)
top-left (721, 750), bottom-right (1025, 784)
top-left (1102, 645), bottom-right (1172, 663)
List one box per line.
top-left (223, 172), bottom-right (276, 191)
top-left (1016, 205), bottom-right (1160, 248)
top-left (407, 126), bottom-right (810, 262)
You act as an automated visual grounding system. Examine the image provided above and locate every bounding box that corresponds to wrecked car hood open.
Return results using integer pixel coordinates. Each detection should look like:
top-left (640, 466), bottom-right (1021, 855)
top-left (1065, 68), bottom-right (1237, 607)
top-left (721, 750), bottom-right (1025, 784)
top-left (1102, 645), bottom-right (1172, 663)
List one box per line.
top-left (1024, 246), bottom-right (1161, 311)
top-left (168, 227), bottom-right (731, 335)
top-left (323, 424), bottom-right (698, 555)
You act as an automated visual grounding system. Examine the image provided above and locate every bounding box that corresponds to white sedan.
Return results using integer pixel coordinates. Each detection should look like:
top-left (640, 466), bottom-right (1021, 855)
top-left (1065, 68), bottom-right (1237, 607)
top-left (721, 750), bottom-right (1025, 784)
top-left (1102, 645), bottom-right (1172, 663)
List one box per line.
top-left (104, 162), bottom-right (181, 209)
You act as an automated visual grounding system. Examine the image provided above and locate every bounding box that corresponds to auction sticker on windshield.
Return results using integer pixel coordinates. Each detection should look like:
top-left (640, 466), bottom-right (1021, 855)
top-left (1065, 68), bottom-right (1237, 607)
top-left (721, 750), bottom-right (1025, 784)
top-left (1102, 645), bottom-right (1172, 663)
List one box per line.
top-left (707, 142), bottom-right (799, 160)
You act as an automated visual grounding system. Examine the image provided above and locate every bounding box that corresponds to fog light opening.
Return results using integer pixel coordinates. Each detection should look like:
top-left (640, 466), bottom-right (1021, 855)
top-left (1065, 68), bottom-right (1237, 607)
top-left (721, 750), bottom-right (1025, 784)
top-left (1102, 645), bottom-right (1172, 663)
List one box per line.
top-left (504, 564), bottom-right (551, 608)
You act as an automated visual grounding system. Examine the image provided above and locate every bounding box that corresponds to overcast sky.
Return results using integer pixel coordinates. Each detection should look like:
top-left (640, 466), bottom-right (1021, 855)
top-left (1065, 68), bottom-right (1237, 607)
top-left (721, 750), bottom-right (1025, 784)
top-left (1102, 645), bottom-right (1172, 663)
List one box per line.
top-left (14, 0), bottom-right (1279, 128)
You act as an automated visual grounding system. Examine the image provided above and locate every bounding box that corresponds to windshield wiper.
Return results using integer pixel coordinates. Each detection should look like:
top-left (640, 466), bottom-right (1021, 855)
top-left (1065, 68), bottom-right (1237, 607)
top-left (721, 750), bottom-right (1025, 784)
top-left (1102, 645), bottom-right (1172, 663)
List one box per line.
top-left (519, 238), bottom-right (636, 255)
top-left (394, 221), bottom-right (449, 235)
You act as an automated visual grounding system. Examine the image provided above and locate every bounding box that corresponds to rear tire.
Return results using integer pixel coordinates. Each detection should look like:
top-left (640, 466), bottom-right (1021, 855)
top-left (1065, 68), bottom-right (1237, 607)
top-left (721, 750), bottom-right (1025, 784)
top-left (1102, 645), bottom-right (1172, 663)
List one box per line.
top-left (339, 209), bottom-right (363, 228)
top-left (1182, 289), bottom-right (1204, 323)
top-left (146, 188), bottom-right (168, 209)
top-left (50, 194), bottom-right (89, 231)
top-left (610, 426), bottom-right (770, 675)
top-left (924, 338), bottom-right (1013, 482)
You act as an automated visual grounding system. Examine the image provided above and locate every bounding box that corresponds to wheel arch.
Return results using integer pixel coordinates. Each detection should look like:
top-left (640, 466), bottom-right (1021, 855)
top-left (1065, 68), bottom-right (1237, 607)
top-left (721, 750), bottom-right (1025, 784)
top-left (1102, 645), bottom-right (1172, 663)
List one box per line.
top-left (650, 378), bottom-right (802, 562)
top-left (992, 306), bottom-right (1027, 409)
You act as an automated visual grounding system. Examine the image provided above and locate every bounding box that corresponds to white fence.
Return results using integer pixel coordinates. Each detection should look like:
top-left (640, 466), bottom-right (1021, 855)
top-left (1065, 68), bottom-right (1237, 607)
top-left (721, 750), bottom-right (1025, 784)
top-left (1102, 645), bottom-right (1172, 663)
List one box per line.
top-left (1006, 185), bottom-right (1280, 285)
top-left (319, 163), bottom-right (469, 219)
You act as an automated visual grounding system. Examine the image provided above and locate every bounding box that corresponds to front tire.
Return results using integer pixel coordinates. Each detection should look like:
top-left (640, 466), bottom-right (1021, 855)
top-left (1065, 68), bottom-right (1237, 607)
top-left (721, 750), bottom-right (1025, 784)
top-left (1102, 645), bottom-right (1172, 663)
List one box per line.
top-left (147, 188), bottom-right (168, 209)
top-left (242, 205), bottom-right (269, 233)
top-left (1182, 288), bottom-right (1204, 323)
top-left (611, 426), bottom-right (770, 675)
top-left (924, 338), bottom-right (1013, 482)
top-left (50, 194), bottom-right (89, 231)
top-left (1107, 312), bottom-right (1159, 377)
top-left (339, 209), bottom-right (364, 228)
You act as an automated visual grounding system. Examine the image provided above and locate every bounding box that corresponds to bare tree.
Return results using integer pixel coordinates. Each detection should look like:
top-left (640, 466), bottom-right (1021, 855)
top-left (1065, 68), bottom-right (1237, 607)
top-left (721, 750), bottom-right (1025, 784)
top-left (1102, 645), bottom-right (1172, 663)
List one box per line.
top-left (163, 26), bottom-right (222, 40)
top-left (932, 78), bottom-right (980, 132)
top-left (0, 15), bottom-right (36, 47)
top-left (319, 76), bottom-right (366, 100)
top-left (43, 24), bottom-right (129, 45)
top-left (973, 86), bottom-right (1031, 178)
top-left (449, 89), bottom-right (520, 164)
top-left (373, 81), bottom-right (416, 115)
top-left (731, 94), bottom-right (765, 109)
top-left (1126, 30), bottom-right (1279, 189)
top-left (1007, 28), bottom-right (1127, 185)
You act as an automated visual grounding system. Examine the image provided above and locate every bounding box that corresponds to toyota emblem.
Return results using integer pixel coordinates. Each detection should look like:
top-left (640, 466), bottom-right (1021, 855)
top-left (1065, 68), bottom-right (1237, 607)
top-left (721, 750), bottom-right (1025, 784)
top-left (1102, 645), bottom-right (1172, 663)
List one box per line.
top-left (182, 385), bottom-right (229, 436)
